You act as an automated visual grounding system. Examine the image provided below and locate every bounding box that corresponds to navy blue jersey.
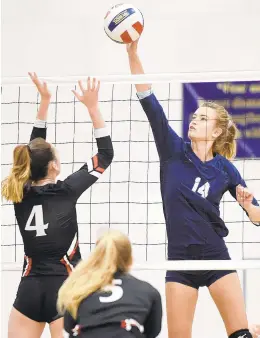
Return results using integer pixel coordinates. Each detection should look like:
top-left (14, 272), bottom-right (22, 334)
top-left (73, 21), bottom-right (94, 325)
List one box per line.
top-left (64, 272), bottom-right (162, 338)
top-left (14, 126), bottom-right (113, 276)
top-left (139, 93), bottom-right (259, 259)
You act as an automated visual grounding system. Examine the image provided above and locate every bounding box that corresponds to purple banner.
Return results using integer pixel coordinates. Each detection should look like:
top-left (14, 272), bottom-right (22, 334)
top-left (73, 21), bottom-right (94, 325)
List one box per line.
top-left (182, 81), bottom-right (260, 158)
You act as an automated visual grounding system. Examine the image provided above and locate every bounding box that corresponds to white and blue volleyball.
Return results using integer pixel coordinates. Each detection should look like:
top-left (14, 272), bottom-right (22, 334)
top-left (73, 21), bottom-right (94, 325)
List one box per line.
top-left (104, 4), bottom-right (144, 44)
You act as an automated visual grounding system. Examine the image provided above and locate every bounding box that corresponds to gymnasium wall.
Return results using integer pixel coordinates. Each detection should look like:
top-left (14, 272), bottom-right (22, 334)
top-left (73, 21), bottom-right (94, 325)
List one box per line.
top-left (2, 0), bottom-right (260, 337)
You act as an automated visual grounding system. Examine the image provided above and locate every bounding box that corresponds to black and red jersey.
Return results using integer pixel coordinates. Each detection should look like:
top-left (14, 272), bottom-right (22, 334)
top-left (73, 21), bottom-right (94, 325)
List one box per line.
top-left (14, 125), bottom-right (113, 276)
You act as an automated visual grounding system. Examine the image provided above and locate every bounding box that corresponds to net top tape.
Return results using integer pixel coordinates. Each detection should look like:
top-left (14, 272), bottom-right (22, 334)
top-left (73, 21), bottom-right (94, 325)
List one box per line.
top-left (2, 71), bottom-right (260, 85)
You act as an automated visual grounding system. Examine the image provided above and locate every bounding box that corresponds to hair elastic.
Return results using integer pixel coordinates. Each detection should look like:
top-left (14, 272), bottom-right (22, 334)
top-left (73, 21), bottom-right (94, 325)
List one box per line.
top-left (228, 120), bottom-right (233, 129)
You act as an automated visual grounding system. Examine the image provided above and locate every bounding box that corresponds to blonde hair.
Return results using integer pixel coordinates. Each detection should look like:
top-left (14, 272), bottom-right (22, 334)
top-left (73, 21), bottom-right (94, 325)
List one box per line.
top-left (201, 101), bottom-right (238, 159)
top-left (1, 138), bottom-right (54, 203)
top-left (57, 229), bottom-right (133, 319)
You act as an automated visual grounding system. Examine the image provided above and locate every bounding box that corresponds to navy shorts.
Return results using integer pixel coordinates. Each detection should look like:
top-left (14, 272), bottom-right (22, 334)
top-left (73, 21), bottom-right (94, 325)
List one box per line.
top-left (166, 245), bottom-right (236, 289)
top-left (13, 275), bottom-right (67, 323)
top-left (166, 269), bottom-right (236, 289)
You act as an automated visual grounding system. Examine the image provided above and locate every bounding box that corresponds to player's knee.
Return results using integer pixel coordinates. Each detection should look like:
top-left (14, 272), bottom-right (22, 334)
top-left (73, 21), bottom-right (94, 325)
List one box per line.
top-left (229, 328), bottom-right (252, 338)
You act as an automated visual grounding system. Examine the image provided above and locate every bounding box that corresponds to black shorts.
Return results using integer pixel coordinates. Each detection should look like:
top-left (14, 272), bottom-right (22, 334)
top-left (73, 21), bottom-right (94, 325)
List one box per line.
top-left (13, 275), bottom-right (67, 323)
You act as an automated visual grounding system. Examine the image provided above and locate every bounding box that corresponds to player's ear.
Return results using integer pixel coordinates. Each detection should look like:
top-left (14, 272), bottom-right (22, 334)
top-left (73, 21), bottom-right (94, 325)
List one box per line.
top-left (53, 160), bottom-right (59, 171)
top-left (212, 127), bottom-right (222, 139)
top-left (49, 159), bottom-right (59, 172)
top-left (128, 255), bottom-right (133, 268)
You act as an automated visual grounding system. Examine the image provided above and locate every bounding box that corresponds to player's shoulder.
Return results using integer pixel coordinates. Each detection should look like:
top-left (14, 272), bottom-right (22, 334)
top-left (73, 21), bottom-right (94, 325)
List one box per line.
top-left (33, 181), bottom-right (70, 194)
top-left (217, 155), bottom-right (239, 176)
top-left (214, 155), bottom-right (242, 187)
top-left (19, 182), bottom-right (72, 204)
top-left (123, 273), bottom-right (160, 298)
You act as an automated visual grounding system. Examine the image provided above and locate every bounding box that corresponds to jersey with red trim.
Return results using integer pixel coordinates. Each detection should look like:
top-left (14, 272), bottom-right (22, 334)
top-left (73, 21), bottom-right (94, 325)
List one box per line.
top-left (64, 272), bottom-right (162, 338)
top-left (14, 126), bottom-right (113, 277)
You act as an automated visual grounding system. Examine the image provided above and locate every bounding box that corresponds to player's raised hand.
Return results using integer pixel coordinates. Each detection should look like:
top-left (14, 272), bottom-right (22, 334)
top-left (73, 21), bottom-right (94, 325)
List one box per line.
top-left (126, 39), bottom-right (139, 55)
top-left (72, 77), bottom-right (100, 113)
top-left (28, 72), bottom-right (51, 100)
top-left (236, 184), bottom-right (254, 209)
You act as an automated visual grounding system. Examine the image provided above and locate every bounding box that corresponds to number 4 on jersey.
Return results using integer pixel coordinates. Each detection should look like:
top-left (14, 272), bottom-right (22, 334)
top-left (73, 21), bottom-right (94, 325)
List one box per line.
top-left (25, 205), bottom-right (49, 237)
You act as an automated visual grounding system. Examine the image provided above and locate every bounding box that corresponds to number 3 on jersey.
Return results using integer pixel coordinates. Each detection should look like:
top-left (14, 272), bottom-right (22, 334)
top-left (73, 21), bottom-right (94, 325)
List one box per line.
top-left (192, 177), bottom-right (210, 198)
top-left (25, 205), bottom-right (49, 237)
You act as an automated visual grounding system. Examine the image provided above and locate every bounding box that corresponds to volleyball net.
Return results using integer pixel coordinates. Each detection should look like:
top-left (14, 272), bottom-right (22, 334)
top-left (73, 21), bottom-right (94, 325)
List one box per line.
top-left (1, 72), bottom-right (260, 338)
top-left (2, 72), bottom-right (260, 269)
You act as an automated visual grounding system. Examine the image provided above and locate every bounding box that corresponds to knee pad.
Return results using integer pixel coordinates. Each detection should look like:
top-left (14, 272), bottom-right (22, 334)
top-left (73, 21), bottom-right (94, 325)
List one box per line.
top-left (229, 329), bottom-right (252, 338)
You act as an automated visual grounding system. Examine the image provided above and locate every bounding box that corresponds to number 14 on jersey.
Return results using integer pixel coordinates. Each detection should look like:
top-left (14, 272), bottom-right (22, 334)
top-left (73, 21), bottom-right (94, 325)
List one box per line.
top-left (192, 177), bottom-right (210, 198)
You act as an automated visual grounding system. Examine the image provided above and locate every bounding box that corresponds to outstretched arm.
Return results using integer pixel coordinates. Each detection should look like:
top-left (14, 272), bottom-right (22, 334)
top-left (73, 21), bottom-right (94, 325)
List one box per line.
top-left (28, 72), bottom-right (51, 141)
top-left (126, 40), bottom-right (182, 162)
top-left (126, 40), bottom-right (150, 93)
top-left (228, 162), bottom-right (260, 225)
top-left (235, 185), bottom-right (260, 225)
top-left (64, 78), bottom-right (114, 200)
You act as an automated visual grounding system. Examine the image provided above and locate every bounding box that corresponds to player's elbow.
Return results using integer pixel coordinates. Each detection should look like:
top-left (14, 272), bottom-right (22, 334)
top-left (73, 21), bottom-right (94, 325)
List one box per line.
top-left (245, 204), bottom-right (260, 226)
top-left (251, 219), bottom-right (260, 227)
top-left (97, 136), bottom-right (114, 166)
top-left (249, 206), bottom-right (260, 226)
top-left (104, 146), bottom-right (114, 166)
top-left (108, 146), bottom-right (114, 163)
top-left (154, 323), bottom-right (162, 337)
top-left (99, 147), bottom-right (114, 170)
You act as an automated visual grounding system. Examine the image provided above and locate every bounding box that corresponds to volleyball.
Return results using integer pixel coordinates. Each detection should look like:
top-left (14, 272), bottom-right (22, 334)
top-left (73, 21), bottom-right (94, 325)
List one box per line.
top-left (104, 4), bottom-right (144, 44)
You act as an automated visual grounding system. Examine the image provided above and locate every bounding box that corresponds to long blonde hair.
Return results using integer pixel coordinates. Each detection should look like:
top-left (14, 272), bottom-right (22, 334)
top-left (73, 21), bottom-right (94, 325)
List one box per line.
top-left (201, 102), bottom-right (238, 160)
top-left (1, 138), bottom-right (54, 203)
top-left (57, 229), bottom-right (133, 319)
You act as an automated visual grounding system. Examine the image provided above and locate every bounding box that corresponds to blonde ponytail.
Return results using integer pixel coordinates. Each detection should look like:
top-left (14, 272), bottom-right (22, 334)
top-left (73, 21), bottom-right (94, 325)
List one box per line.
top-left (2, 138), bottom-right (56, 203)
top-left (201, 102), bottom-right (238, 160)
top-left (57, 230), bottom-right (132, 319)
top-left (2, 145), bottom-right (31, 203)
top-left (213, 122), bottom-right (237, 160)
